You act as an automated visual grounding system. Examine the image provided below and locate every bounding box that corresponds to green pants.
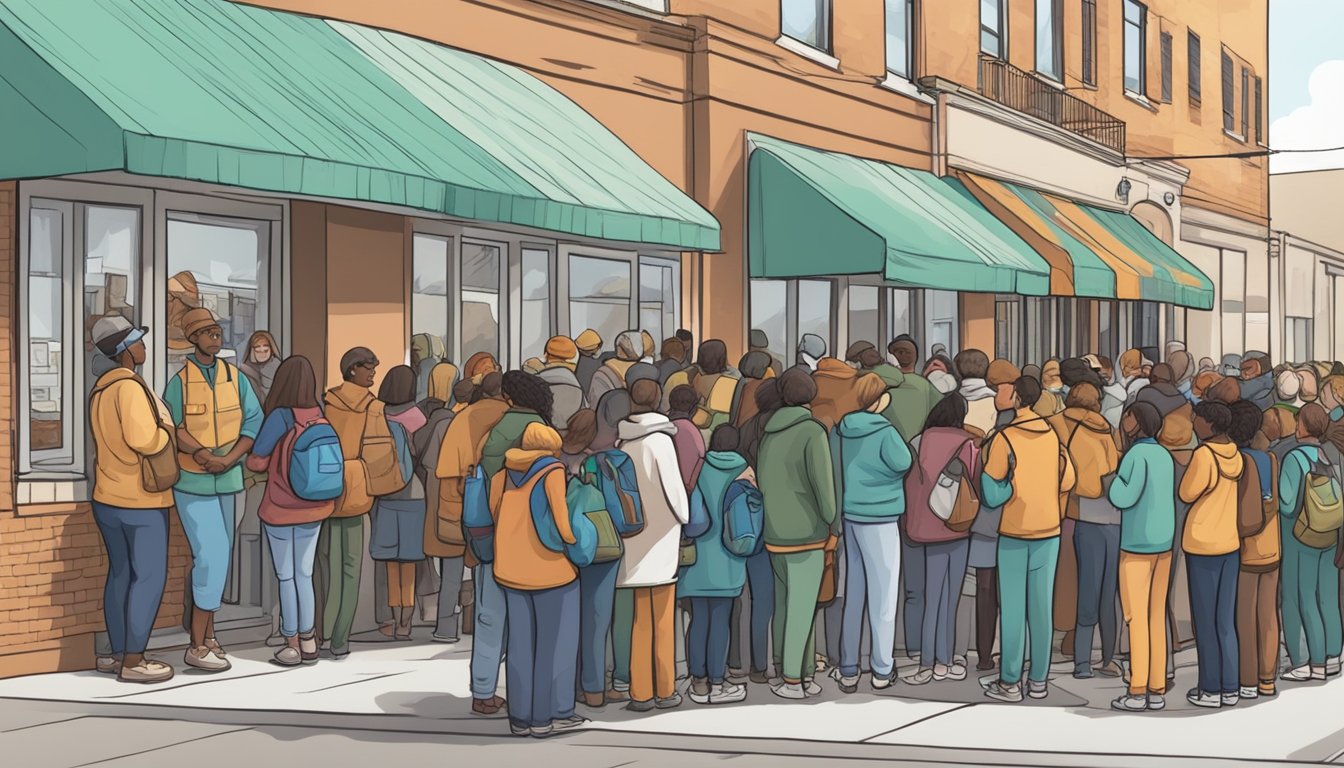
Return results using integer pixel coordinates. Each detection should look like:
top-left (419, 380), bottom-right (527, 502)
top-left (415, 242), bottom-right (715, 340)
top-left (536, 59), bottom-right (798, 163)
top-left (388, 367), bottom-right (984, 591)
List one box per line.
top-left (321, 516), bottom-right (364, 652)
top-left (997, 535), bottom-right (1059, 685)
top-left (770, 550), bottom-right (824, 683)
top-left (1281, 519), bottom-right (1342, 666)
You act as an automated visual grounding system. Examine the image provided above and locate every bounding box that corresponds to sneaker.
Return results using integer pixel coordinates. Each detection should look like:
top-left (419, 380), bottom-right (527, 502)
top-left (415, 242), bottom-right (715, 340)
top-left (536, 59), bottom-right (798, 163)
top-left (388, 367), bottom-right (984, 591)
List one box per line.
top-left (1283, 665), bottom-right (1314, 682)
top-left (204, 638), bottom-right (227, 658)
top-left (946, 662), bottom-right (967, 681)
top-left (1096, 660), bottom-right (1125, 678)
top-left (1258, 683), bottom-right (1277, 698)
top-left (551, 716), bottom-right (588, 732)
top-left (772, 682), bottom-right (807, 699)
top-left (655, 693), bottom-right (682, 709)
top-left (1313, 665), bottom-right (1329, 681)
top-left (510, 722), bottom-right (530, 737)
top-left (1111, 694), bottom-right (1149, 712)
top-left (626, 698), bottom-right (657, 712)
top-left (272, 646), bottom-right (302, 667)
top-left (932, 663), bottom-right (950, 681)
top-left (530, 723), bottom-right (554, 738)
top-left (1027, 680), bottom-right (1049, 699)
top-left (1329, 656), bottom-right (1342, 677)
top-left (96, 655), bottom-right (122, 675)
top-left (984, 681), bottom-right (1024, 703)
top-left (709, 681), bottom-right (748, 704)
top-left (829, 668), bottom-right (858, 694)
top-left (1073, 665), bottom-right (1094, 680)
top-left (749, 670), bottom-right (770, 685)
top-left (1239, 686), bottom-right (1259, 700)
top-left (117, 659), bottom-right (174, 684)
top-left (870, 674), bottom-right (893, 690)
top-left (727, 667), bottom-right (748, 682)
top-left (802, 679), bottom-right (823, 696)
top-left (978, 673), bottom-right (1000, 689)
top-left (902, 668), bottom-right (935, 686)
top-left (184, 646), bottom-right (230, 672)
top-left (1147, 693), bottom-right (1166, 711)
top-left (1221, 692), bottom-right (1240, 707)
top-left (1186, 688), bottom-right (1222, 708)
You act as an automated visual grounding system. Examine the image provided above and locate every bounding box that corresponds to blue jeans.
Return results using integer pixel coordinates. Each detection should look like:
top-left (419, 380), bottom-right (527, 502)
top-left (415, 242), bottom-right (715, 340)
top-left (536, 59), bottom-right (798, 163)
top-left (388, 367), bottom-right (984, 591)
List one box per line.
top-left (471, 563), bottom-right (508, 699)
top-left (578, 559), bottom-right (620, 694)
top-left (920, 538), bottom-right (970, 669)
top-left (687, 597), bottom-right (734, 682)
top-left (503, 581), bottom-right (581, 729)
top-left (1187, 552), bottom-right (1239, 695)
top-left (92, 502), bottom-right (169, 656)
top-left (997, 535), bottom-right (1059, 685)
top-left (841, 520), bottom-right (902, 679)
top-left (1073, 521), bottom-right (1120, 672)
top-left (173, 490), bottom-right (236, 612)
top-left (263, 522), bottom-right (321, 637)
top-left (746, 550), bottom-right (774, 674)
top-left (902, 526), bottom-right (925, 656)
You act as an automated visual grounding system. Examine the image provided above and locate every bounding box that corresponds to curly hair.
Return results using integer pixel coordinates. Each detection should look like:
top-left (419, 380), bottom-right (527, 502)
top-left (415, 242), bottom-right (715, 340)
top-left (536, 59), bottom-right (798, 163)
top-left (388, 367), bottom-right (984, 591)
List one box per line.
top-left (502, 370), bottom-right (555, 424)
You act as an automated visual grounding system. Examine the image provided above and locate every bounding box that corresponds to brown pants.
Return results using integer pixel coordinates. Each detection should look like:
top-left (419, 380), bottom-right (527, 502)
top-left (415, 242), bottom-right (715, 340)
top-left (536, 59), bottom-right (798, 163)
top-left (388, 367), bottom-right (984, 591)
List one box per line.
top-left (1054, 519), bottom-right (1078, 632)
top-left (1118, 551), bottom-right (1172, 696)
top-left (975, 567), bottom-right (999, 667)
top-left (1236, 567), bottom-right (1280, 689)
top-left (630, 584), bottom-right (677, 703)
top-left (387, 562), bottom-right (416, 608)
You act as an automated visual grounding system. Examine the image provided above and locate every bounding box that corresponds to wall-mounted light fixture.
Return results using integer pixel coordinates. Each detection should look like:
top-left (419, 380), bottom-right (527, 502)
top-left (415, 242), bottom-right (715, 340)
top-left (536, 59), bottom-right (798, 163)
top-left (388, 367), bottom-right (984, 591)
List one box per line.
top-left (1163, 191), bottom-right (1176, 206)
top-left (1116, 178), bottom-right (1132, 203)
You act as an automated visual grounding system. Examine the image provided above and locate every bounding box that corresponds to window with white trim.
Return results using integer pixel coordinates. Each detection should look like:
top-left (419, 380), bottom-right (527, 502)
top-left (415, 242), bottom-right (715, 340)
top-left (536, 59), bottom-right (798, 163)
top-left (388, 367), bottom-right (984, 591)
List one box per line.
top-left (886, 0), bottom-right (916, 79)
top-left (781, 0), bottom-right (830, 52)
top-left (1036, 0), bottom-right (1062, 81)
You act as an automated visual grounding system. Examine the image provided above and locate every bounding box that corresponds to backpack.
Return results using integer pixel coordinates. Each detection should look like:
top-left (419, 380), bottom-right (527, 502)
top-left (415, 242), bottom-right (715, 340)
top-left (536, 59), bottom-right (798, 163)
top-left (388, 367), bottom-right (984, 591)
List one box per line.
top-left (518, 459), bottom-right (598, 567)
top-left (386, 418), bottom-right (415, 490)
top-left (679, 486), bottom-right (711, 567)
top-left (1290, 447), bottom-right (1343, 549)
top-left (284, 412), bottom-right (345, 501)
top-left (721, 478), bottom-right (765, 557)
top-left (692, 374), bottom-right (738, 432)
top-left (361, 401), bottom-right (409, 497)
top-left (462, 464), bottom-right (495, 563)
top-left (585, 450), bottom-right (644, 537)
top-left (566, 475), bottom-right (624, 564)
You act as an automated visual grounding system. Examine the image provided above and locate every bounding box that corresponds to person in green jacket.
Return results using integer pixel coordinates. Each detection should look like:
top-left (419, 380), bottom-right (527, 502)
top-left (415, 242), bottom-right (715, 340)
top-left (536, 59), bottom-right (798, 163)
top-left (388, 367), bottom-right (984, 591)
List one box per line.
top-left (758, 369), bottom-right (837, 699)
top-left (480, 372), bottom-right (553, 478)
top-left (845, 340), bottom-right (940, 444)
top-left (1108, 401), bottom-right (1176, 712)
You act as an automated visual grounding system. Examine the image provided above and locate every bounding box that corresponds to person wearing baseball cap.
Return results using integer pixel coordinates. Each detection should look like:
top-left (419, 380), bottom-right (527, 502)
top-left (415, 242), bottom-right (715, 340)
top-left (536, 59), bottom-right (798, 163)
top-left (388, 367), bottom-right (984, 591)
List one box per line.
top-left (162, 307), bottom-right (264, 673)
top-left (88, 315), bottom-right (175, 684)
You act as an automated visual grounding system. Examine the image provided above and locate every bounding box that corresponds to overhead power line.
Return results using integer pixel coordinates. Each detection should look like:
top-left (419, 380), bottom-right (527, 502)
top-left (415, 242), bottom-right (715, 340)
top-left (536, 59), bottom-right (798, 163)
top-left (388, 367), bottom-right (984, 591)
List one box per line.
top-left (1133, 144), bottom-right (1344, 161)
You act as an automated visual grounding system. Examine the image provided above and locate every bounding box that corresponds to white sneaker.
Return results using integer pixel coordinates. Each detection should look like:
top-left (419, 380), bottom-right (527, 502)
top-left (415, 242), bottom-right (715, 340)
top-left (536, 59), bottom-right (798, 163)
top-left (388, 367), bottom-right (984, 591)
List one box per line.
top-left (932, 663), bottom-right (950, 681)
top-left (1239, 686), bottom-right (1259, 700)
top-left (870, 673), bottom-right (894, 690)
top-left (1220, 692), bottom-right (1240, 707)
top-left (1111, 694), bottom-right (1149, 712)
top-left (1187, 688), bottom-right (1222, 708)
top-left (709, 682), bottom-right (748, 704)
top-left (184, 646), bottom-right (230, 672)
top-left (772, 682), bottom-right (806, 699)
top-left (1329, 657), bottom-right (1342, 677)
top-left (829, 668), bottom-right (859, 693)
top-left (1282, 665), bottom-right (1315, 682)
top-left (902, 668), bottom-right (935, 686)
top-left (946, 662), bottom-right (968, 681)
top-left (802, 679), bottom-right (823, 696)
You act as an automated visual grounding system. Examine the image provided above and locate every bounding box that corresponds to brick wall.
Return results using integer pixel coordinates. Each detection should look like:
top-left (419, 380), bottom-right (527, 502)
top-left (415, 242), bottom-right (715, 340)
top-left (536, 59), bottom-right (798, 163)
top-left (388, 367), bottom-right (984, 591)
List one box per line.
top-left (0, 182), bottom-right (191, 678)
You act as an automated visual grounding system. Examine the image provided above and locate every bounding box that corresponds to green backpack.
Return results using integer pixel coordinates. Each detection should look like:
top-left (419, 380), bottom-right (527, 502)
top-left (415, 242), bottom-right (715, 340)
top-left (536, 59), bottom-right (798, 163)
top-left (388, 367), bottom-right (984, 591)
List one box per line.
top-left (1291, 448), bottom-right (1343, 549)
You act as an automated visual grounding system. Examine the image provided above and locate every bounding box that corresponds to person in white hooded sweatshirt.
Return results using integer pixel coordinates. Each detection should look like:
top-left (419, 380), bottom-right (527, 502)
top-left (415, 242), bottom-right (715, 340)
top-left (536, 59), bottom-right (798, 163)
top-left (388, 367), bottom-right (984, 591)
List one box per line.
top-left (617, 378), bottom-right (691, 712)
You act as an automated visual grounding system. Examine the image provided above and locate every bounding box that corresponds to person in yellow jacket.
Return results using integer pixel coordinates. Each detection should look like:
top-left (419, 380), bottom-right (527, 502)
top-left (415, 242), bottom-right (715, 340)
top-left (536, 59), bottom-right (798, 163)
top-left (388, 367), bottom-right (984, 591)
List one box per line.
top-left (89, 316), bottom-right (176, 684)
top-left (1179, 400), bottom-right (1245, 708)
top-left (979, 376), bottom-right (1076, 703)
top-left (163, 308), bottom-right (262, 673)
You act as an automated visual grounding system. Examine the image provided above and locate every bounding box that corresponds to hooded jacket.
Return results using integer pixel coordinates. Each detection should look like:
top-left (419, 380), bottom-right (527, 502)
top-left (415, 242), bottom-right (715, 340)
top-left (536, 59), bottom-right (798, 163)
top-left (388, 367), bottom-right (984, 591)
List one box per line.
top-left (831, 411), bottom-right (912, 522)
top-left (669, 416), bottom-right (707, 492)
top-left (381, 402), bottom-right (429, 502)
top-left (1240, 448), bottom-right (1280, 570)
top-left (416, 362), bottom-right (458, 419)
top-left (90, 367), bottom-right (175, 509)
top-left (538, 364), bottom-right (584, 431)
top-left (481, 409), bottom-right (545, 480)
top-left (420, 415), bottom-right (461, 559)
top-left (434, 396), bottom-right (511, 561)
top-left (586, 331), bottom-right (643, 406)
top-left (868, 363), bottom-right (941, 442)
top-left (677, 451), bottom-right (752, 599)
top-left (903, 426), bottom-right (980, 544)
top-left (1136, 382), bottom-right (1195, 451)
top-left (489, 439), bottom-right (577, 591)
top-left (758, 407), bottom-right (837, 549)
top-left (1109, 438), bottom-right (1176, 554)
top-left (325, 381), bottom-right (377, 517)
top-left (1179, 440), bottom-right (1244, 556)
top-left (982, 408), bottom-right (1076, 539)
top-left (810, 358), bottom-right (862, 432)
top-left (1055, 407), bottom-right (1120, 509)
top-left (616, 413), bottom-right (690, 588)
top-left (960, 378), bottom-right (999, 436)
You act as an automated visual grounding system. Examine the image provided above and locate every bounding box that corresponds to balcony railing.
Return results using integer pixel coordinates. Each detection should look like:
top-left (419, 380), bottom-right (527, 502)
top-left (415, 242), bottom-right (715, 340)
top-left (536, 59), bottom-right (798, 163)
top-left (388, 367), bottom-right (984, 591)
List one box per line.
top-left (977, 55), bottom-right (1126, 154)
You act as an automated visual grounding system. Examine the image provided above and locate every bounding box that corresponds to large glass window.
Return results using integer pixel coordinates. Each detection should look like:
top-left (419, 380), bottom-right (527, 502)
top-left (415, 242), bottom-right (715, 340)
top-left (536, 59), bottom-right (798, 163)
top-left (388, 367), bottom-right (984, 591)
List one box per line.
top-left (639, 258), bottom-right (678, 348)
top-left (889, 288), bottom-right (915, 341)
top-left (924, 289), bottom-right (957, 360)
top-left (26, 203), bottom-right (71, 463)
top-left (1124, 0), bottom-right (1146, 94)
top-left (848, 285), bottom-right (881, 350)
top-left (886, 0), bottom-right (916, 78)
top-left (1035, 0), bottom-right (1062, 80)
top-left (781, 0), bottom-right (829, 52)
top-left (165, 213), bottom-right (268, 372)
top-left (797, 280), bottom-right (833, 354)
top-left (460, 241), bottom-right (503, 363)
top-left (569, 254), bottom-right (631, 355)
top-left (520, 248), bottom-right (551, 361)
top-left (412, 233), bottom-right (451, 359)
top-left (750, 280), bottom-right (788, 369)
top-left (994, 295), bottom-right (1021, 362)
top-left (980, 0), bottom-right (1004, 58)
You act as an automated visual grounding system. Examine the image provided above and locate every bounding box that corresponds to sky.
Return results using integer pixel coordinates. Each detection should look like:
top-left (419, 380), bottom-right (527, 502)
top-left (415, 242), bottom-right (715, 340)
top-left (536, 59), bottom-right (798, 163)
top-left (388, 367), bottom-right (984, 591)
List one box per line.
top-left (1269, 0), bottom-right (1344, 173)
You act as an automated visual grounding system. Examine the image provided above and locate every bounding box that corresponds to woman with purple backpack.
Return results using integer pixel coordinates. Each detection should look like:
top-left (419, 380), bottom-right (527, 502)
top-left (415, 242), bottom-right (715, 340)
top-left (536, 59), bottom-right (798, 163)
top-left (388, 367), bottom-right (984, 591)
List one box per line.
top-left (246, 356), bottom-right (341, 667)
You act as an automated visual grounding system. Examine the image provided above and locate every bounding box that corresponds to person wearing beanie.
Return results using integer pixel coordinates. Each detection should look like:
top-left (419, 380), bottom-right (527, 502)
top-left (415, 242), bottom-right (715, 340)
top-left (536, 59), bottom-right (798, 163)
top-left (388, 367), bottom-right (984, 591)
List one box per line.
top-left (657, 338), bottom-right (688, 384)
top-left (538, 336), bottom-right (584, 431)
top-left (1198, 357), bottom-right (1217, 375)
top-left (847, 340), bottom-right (940, 443)
top-left (587, 330), bottom-right (644, 406)
top-left (923, 354), bottom-right (958, 395)
top-left (889, 335), bottom-right (921, 374)
top-left (750, 329), bottom-right (785, 377)
top-left (164, 307), bottom-right (263, 672)
top-left (830, 374), bottom-right (911, 693)
top-left (795, 334), bottom-right (827, 373)
top-left (88, 316), bottom-right (176, 684)
top-left (617, 379), bottom-right (691, 712)
top-left (464, 351), bottom-right (502, 383)
top-left (758, 369), bottom-right (837, 699)
top-left (1220, 353), bottom-right (1243, 378)
top-left (490, 422), bottom-right (584, 737)
top-left (980, 376), bottom-right (1076, 703)
top-left (1192, 371), bottom-right (1223, 403)
top-left (1227, 400), bottom-right (1280, 701)
top-left (1206, 375), bottom-right (1244, 405)
top-left (574, 329), bottom-right (604, 397)
top-left (810, 356), bottom-right (862, 432)
top-left (730, 351), bottom-right (776, 429)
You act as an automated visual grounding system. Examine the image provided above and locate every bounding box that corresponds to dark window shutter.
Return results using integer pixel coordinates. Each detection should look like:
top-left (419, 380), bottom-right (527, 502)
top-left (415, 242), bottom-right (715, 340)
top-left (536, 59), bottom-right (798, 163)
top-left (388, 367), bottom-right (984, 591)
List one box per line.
top-left (1241, 67), bottom-right (1249, 137)
top-left (1188, 32), bottom-right (1201, 104)
top-left (1221, 52), bottom-right (1233, 132)
top-left (1160, 32), bottom-right (1172, 102)
top-left (1254, 76), bottom-right (1263, 142)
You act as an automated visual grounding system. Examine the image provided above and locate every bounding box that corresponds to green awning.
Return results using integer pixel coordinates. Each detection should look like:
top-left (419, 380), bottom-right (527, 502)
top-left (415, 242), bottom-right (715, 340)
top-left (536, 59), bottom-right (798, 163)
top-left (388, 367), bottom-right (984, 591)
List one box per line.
top-left (0, 0), bottom-right (719, 251)
top-left (1075, 205), bottom-right (1215, 310)
top-left (747, 134), bottom-right (1049, 295)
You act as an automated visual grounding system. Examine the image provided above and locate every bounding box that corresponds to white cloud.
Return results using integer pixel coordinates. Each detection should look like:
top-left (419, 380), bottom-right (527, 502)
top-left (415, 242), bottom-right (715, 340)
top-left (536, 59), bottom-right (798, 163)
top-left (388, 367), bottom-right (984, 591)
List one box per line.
top-left (1271, 59), bottom-right (1344, 173)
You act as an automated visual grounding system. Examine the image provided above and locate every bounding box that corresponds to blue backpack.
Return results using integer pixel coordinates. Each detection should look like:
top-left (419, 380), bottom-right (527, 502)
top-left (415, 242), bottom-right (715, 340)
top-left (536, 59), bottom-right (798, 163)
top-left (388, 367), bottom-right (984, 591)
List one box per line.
top-left (462, 464), bottom-right (495, 563)
top-left (585, 450), bottom-right (644, 538)
top-left (285, 412), bottom-right (344, 501)
top-left (721, 479), bottom-right (765, 557)
top-left (567, 476), bottom-right (624, 564)
top-left (516, 458), bottom-right (598, 567)
top-left (683, 486), bottom-right (711, 539)
top-left (386, 419), bottom-right (415, 489)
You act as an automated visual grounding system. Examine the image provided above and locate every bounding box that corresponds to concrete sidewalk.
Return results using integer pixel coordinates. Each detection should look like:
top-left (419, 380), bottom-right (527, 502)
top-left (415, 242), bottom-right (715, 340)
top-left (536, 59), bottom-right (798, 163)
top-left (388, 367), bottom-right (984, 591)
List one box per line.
top-left (2, 634), bottom-right (1344, 764)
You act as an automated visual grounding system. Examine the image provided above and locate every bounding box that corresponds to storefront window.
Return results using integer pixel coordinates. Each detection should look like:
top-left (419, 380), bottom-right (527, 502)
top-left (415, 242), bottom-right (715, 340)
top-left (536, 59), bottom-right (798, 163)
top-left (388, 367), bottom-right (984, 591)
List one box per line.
top-left (569, 253), bottom-right (631, 354)
top-left (166, 213), bottom-right (268, 372)
top-left (847, 285), bottom-right (881, 349)
top-left (797, 279), bottom-right (833, 354)
top-left (751, 279), bottom-right (788, 367)
top-left (889, 288), bottom-right (914, 341)
top-left (520, 247), bottom-right (550, 360)
top-left (639, 258), bottom-right (678, 348)
top-left (1132, 301), bottom-right (1160, 353)
top-left (412, 233), bottom-right (451, 359)
top-left (1287, 317), bottom-right (1314, 364)
top-left (461, 241), bottom-right (503, 363)
top-left (995, 295), bottom-right (1020, 362)
top-left (26, 204), bottom-right (70, 462)
top-left (924, 289), bottom-right (957, 359)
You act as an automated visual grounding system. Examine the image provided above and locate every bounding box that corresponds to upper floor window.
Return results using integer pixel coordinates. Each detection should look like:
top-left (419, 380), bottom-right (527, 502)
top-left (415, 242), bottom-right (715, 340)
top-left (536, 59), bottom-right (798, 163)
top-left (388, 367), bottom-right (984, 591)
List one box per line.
top-left (1035, 0), bottom-right (1062, 80)
top-left (980, 0), bottom-right (1004, 58)
top-left (1221, 51), bottom-right (1235, 133)
top-left (1254, 75), bottom-right (1263, 143)
top-left (886, 0), bottom-right (916, 78)
top-left (1081, 0), bottom-right (1097, 86)
top-left (781, 0), bottom-right (830, 52)
top-left (1188, 31), bottom-right (1201, 107)
top-left (1123, 0), bottom-right (1146, 94)
top-left (1160, 31), bottom-right (1173, 102)
top-left (1240, 67), bottom-right (1250, 138)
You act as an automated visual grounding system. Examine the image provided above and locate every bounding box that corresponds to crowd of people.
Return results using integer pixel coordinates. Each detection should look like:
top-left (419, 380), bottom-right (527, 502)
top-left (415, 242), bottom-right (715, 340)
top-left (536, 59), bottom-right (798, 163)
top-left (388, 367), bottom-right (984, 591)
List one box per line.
top-left (86, 309), bottom-right (1344, 736)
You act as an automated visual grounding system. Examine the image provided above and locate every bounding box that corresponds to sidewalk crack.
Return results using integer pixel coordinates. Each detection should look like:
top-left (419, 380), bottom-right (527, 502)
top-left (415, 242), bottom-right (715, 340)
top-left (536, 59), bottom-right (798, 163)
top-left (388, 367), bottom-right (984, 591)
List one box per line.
top-left (860, 702), bottom-right (976, 743)
top-left (65, 726), bottom-right (253, 768)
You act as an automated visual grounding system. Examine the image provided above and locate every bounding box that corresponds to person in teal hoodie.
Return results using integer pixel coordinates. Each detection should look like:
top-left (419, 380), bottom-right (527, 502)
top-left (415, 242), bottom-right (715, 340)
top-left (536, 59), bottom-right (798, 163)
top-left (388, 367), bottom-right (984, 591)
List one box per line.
top-left (830, 374), bottom-right (911, 693)
top-left (1107, 401), bottom-right (1176, 713)
top-left (679, 425), bottom-right (752, 706)
top-left (758, 369), bottom-right (838, 699)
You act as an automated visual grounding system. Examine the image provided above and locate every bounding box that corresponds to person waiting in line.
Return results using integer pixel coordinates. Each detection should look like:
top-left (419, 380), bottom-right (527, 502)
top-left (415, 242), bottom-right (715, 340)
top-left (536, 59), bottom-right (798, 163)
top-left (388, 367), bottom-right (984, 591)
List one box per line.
top-left (420, 376), bottom-right (475, 645)
top-left (656, 337), bottom-right (688, 385)
top-left (164, 307), bottom-right (263, 673)
top-left (689, 340), bottom-right (741, 435)
top-left (240, 330), bottom-right (281, 403)
top-left (370, 366), bottom-right (429, 641)
top-left (794, 334), bottom-right (827, 374)
top-left (481, 372), bottom-right (554, 480)
top-left (729, 351), bottom-right (776, 430)
top-left (587, 331), bottom-right (644, 407)
top-left (89, 316), bottom-right (176, 684)
top-left (736, 380), bottom-right (782, 684)
top-left (1228, 399), bottom-right (1281, 700)
top-left (666, 385), bottom-right (708, 492)
top-left (889, 335), bottom-right (921, 376)
top-left (845, 340), bottom-right (940, 444)
top-left (749, 329), bottom-right (785, 378)
top-left (574, 329), bottom-right (604, 399)
top-left (538, 336), bottom-right (584, 432)
top-left (246, 355), bottom-right (334, 666)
